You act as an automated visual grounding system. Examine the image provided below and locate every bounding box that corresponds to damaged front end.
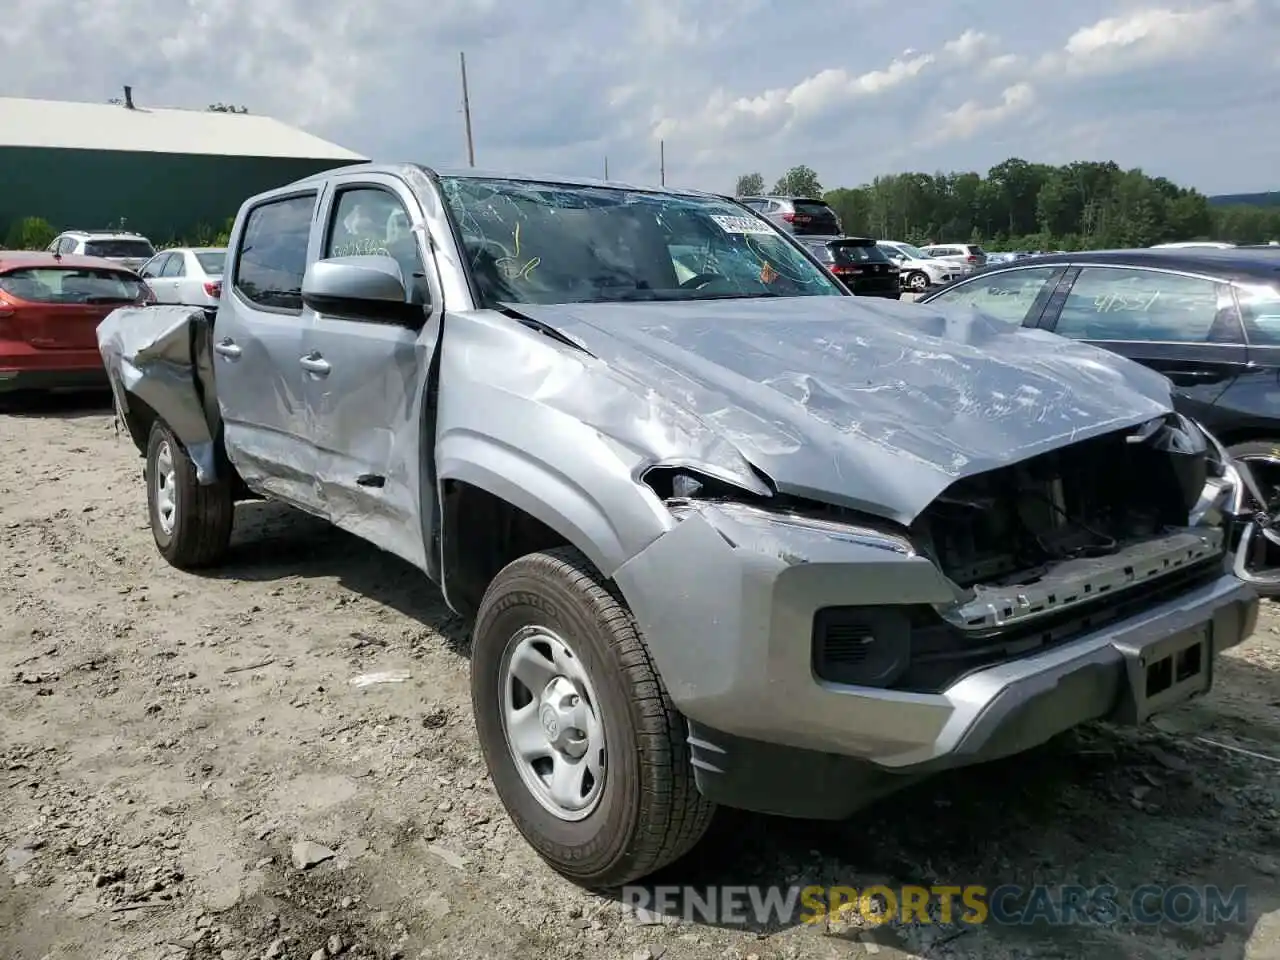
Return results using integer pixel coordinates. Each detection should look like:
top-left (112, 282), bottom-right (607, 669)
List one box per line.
top-left (646, 412), bottom-right (1261, 697)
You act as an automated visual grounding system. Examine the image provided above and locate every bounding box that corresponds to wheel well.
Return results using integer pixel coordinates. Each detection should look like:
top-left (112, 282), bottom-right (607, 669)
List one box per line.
top-left (1210, 426), bottom-right (1280, 451)
top-left (440, 480), bottom-right (573, 619)
top-left (118, 393), bottom-right (160, 455)
top-left (119, 391), bottom-right (250, 498)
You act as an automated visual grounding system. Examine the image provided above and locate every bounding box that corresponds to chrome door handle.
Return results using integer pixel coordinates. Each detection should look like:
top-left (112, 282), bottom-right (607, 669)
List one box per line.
top-left (214, 338), bottom-right (241, 359)
top-left (299, 354), bottom-right (331, 376)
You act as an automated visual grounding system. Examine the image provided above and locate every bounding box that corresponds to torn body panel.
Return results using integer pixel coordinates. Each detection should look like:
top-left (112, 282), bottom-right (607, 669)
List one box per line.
top-left (96, 305), bottom-right (222, 482)
top-left (433, 309), bottom-right (684, 581)
top-left (512, 296), bottom-right (1176, 526)
top-left (609, 403), bottom-right (1256, 817)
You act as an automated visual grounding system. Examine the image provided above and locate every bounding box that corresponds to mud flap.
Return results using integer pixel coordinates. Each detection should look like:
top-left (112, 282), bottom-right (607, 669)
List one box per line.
top-left (1110, 624), bottom-right (1212, 725)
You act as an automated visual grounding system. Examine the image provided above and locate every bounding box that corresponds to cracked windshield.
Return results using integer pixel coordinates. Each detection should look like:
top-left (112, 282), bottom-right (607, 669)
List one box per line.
top-left (440, 177), bottom-right (843, 305)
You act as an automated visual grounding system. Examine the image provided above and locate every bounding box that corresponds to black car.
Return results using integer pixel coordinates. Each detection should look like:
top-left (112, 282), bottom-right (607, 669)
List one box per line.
top-left (802, 237), bottom-right (901, 298)
top-left (919, 247), bottom-right (1280, 583)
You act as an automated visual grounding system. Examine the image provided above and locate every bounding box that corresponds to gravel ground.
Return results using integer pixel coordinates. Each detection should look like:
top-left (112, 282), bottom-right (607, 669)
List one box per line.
top-left (2, 392), bottom-right (1279, 960)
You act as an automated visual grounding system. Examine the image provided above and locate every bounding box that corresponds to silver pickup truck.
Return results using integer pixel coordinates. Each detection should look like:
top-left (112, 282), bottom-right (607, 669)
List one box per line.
top-left (98, 163), bottom-right (1264, 889)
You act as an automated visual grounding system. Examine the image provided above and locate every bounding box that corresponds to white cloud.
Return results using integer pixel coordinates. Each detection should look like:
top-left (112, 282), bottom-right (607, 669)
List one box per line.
top-left (943, 29), bottom-right (995, 62)
top-left (0, 0), bottom-right (1276, 194)
top-left (1039, 0), bottom-right (1259, 74)
top-left (928, 83), bottom-right (1038, 144)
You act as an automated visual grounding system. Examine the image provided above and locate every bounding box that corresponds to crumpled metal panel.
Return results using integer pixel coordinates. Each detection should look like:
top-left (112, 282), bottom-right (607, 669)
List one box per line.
top-left (509, 295), bottom-right (1178, 526)
top-left (96, 305), bottom-right (218, 481)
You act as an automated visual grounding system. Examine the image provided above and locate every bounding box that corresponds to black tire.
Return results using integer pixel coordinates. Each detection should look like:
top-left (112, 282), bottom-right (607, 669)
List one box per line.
top-left (470, 546), bottom-right (714, 889)
top-left (906, 271), bottom-right (929, 292)
top-left (145, 419), bottom-right (234, 569)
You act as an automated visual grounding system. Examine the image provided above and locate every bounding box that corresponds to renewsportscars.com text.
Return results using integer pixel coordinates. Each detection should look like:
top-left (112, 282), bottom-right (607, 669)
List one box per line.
top-left (621, 884), bottom-right (1248, 927)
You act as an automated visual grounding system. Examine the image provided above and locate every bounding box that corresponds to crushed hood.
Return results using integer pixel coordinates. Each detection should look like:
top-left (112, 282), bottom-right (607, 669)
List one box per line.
top-left (509, 296), bottom-right (1177, 526)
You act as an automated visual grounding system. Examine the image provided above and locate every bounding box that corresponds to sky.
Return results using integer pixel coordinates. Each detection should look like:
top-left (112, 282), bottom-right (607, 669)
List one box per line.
top-left (1, 0), bottom-right (1277, 196)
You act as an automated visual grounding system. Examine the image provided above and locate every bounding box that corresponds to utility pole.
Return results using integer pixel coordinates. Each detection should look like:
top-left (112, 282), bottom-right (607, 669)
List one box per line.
top-left (659, 140), bottom-right (665, 186)
top-left (603, 156), bottom-right (609, 180)
top-left (460, 51), bottom-right (475, 167)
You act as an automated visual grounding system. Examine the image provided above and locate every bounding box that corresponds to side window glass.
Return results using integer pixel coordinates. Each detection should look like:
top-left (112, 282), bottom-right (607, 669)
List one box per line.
top-left (929, 267), bottom-right (1058, 323)
top-left (161, 254), bottom-right (185, 278)
top-left (1054, 268), bottom-right (1226, 343)
top-left (324, 187), bottom-right (425, 304)
top-left (234, 194), bottom-right (316, 312)
top-left (140, 255), bottom-right (161, 278)
top-left (1237, 284), bottom-right (1280, 346)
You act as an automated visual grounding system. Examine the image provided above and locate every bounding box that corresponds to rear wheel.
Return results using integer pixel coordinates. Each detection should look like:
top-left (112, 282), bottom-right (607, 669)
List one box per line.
top-left (470, 546), bottom-right (714, 888)
top-left (906, 271), bottom-right (929, 292)
top-left (146, 419), bottom-right (234, 569)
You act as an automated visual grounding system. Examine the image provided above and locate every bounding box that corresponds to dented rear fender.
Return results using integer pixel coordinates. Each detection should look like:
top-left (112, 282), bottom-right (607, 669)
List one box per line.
top-left (96, 305), bottom-right (225, 484)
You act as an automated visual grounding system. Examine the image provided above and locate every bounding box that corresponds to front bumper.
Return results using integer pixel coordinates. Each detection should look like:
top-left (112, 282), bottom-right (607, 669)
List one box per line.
top-left (614, 504), bottom-right (1258, 816)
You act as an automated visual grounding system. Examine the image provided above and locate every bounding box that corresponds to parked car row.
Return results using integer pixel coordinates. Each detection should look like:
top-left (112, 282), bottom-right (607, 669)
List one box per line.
top-left (1, 230), bottom-right (227, 396)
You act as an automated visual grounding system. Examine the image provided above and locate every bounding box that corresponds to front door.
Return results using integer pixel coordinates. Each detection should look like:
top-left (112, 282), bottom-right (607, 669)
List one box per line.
top-left (214, 190), bottom-right (320, 510)
top-left (1039, 264), bottom-right (1248, 430)
top-left (298, 176), bottom-right (442, 572)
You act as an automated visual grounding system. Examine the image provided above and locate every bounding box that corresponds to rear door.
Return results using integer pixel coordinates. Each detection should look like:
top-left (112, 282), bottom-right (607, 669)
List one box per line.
top-left (157, 251), bottom-right (186, 303)
top-left (138, 254), bottom-right (172, 302)
top-left (0, 265), bottom-right (147, 350)
top-left (214, 189), bottom-right (321, 512)
top-left (1216, 282), bottom-right (1280, 439)
top-left (1039, 264), bottom-right (1247, 429)
top-left (297, 174), bottom-right (442, 571)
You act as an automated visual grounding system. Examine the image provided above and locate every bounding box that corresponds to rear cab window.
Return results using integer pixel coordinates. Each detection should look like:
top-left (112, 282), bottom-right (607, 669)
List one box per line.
top-left (828, 240), bottom-right (891, 264)
top-left (196, 252), bottom-right (226, 275)
top-left (233, 193), bottom-right (317, 313)
top-left (0, 266), bottom-right (147, 303)
top-left (790, 200), bottom-right (840, 235)
top-left (84, 239), bottom-right (155, 259)
top-left (1236, 283), bottom-right (1280, 345)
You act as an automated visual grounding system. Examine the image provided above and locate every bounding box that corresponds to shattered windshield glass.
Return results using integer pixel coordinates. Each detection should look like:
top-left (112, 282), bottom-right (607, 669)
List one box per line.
top-left (438, 177), bottom-right (845, 306)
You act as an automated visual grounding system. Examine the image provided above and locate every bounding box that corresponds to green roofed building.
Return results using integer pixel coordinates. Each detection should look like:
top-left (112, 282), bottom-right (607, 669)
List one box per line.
top-left (0, 90), bottom-right (367, 246)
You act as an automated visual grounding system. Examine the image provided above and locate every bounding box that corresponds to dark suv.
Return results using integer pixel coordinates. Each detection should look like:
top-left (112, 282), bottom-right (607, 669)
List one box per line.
top-left (802, 237), bottom-right (900, 297)
top-left (740, 196), bottom-right (842, 237)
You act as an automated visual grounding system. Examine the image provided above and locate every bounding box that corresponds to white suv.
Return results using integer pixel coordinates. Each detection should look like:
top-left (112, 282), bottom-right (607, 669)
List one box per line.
top-left (48, 230), bottom-right (157, 272)
top-left (876, 240), bottom-right (958, 292)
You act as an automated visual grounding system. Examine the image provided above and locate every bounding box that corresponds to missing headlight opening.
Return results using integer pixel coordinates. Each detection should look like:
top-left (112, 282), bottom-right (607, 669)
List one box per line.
top-left (811, 414), bottom-right (1239, 695)
top-left (912, 413), bottom-right (1213, 592)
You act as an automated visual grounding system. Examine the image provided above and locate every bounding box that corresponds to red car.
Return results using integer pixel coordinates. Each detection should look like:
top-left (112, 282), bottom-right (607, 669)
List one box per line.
top-left (0, 250), bottom-right (153, 394)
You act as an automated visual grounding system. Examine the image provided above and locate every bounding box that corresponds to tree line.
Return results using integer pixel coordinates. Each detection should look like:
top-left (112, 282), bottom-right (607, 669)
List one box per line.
top-left (734, 160), bottom-right (1280, 250)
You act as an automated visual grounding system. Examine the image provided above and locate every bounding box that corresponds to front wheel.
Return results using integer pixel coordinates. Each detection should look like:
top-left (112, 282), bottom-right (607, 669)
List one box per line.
top-left (145, 420), bottom-right (234, 569)
top-left (1228, 440), bottom-right (1280, 574)
top-left (470, 546), bottom-right (714, 888)
top-left (905, 271), bottom-right (929, 292)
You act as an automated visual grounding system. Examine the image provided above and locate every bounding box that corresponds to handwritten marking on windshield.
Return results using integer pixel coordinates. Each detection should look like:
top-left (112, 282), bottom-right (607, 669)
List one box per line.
top-left (495, 220), bottom-right (541, 281)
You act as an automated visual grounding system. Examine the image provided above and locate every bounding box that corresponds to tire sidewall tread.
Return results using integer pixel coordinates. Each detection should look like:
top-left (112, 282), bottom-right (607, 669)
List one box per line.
top-left (145, 420), bottom-right (233, 569)
top-left (470, 546), bottom-right (713, 889)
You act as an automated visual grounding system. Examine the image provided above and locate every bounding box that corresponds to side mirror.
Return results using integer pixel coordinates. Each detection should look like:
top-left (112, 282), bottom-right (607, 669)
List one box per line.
top-left (301, 255), bottom-right (427, 328)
